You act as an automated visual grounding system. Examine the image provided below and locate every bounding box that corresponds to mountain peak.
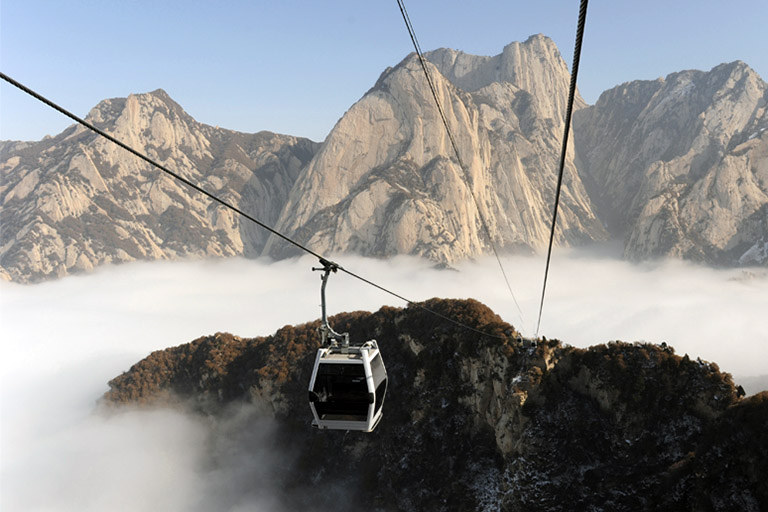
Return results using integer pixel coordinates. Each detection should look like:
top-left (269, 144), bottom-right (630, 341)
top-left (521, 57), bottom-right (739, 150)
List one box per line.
top-left (147, 87), bottom-right (171, 98)
top-left (423, 35), bottom-right (569, 97)
top-left (84, 88), bottom-right (188, 128)
top-left (523, 32), bottom-right (552, 44)
top-left (519, 32), bottom-right (559, 52)
top-left (710, 60), bottom-right (766, 88)
top-left (136, 88), bottom-right (188, 113)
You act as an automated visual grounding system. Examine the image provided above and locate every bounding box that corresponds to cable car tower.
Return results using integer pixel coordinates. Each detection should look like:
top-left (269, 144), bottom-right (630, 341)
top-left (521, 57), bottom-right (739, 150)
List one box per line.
top-left (308, 259), bottom-right (388, 432)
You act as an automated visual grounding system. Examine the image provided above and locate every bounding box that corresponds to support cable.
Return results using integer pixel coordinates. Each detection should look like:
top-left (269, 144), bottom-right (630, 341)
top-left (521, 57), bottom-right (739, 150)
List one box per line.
top-left (395, 0), bottom-right (525, 324)
top-left (1, 71), bottom-right (507, 340)
top-left (535, 0), bottom-right (589, 337)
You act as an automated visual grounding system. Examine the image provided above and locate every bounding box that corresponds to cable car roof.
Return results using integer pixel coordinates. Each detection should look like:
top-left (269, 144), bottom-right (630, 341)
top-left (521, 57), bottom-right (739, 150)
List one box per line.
top-left (319, 352), bottom-right (366, 363)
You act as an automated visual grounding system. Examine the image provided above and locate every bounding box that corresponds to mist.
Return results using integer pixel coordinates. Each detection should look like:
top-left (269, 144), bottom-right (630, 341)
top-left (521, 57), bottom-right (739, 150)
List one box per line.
top-left (1, 252), bottom-right (766, 510)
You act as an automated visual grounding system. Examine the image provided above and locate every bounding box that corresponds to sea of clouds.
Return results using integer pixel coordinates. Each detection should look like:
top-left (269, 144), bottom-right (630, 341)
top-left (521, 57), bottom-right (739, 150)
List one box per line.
top-left (1, 252), bottom-right (766, 510)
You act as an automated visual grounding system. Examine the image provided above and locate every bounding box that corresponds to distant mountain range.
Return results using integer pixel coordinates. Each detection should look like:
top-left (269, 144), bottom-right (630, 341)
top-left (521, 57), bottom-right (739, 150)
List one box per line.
top-left (2, 34), bottom-right (767, 282)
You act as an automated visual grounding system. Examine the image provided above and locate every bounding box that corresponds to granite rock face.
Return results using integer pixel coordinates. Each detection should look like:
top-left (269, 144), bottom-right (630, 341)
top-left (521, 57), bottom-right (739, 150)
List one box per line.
top-left (263, 35), bottom-right (607, 262)
top-left (575, 61), bottom-right (768, 264)
top-left (104, 298), bottom-right (768, 511)
top-left (0, 90), bottom-right (319, 282)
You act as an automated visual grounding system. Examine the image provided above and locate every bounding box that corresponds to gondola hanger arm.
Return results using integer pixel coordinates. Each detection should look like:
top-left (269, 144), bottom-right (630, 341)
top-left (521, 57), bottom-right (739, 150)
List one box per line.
top-left (313, 259), bottom-right (349, 348)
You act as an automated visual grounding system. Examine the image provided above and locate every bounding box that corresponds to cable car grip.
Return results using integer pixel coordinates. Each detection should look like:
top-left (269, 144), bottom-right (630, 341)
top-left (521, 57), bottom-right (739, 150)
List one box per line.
top-left (312, 258), bottom-right (349, 350)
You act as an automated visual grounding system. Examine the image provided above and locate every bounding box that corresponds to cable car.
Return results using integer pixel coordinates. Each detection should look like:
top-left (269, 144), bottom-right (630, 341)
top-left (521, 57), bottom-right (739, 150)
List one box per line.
top-left (308, 260), bottom-right (388, 432)
top-left (308, 340), bottom-right (387, 431)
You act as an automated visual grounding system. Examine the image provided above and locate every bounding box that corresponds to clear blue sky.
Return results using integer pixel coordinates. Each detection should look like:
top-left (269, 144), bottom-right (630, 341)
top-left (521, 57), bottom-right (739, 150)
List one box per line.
top-left (2, 0), bottom-right (766, 142)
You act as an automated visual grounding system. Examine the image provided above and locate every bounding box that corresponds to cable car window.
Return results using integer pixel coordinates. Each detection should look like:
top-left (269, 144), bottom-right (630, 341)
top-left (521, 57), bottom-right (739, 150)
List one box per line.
top-left (312, 363), bottom-right (369, 420)
top-left (374, 378), bottom-right (387, 415)
top-left (370, 353), bottom-right (386, 386)
top-left (370, 353), bottom-right (387, 415)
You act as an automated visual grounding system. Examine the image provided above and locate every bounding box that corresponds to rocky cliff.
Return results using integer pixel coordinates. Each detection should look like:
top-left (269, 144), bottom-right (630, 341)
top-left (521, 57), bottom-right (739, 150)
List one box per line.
top-left (104, 298), bottom-right (767, 511)
top-left (263, 35), bottom-right (607, 262)
top-left (574, 61), bottom-right (768, 264)
top-left (0, 90), bottom-right (319, 282)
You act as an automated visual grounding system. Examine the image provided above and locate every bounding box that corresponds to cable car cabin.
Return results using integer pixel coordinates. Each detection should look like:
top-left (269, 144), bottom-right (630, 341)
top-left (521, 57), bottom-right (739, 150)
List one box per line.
top-left (308, 340), bottom-right (387, 432)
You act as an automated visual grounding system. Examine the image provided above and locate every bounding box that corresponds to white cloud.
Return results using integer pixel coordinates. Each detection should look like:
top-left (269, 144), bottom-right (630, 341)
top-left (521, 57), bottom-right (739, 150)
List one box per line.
top-left (3, 407), bottom-right (208, 511)
top-left (1, 253), bottom-right (766, 510)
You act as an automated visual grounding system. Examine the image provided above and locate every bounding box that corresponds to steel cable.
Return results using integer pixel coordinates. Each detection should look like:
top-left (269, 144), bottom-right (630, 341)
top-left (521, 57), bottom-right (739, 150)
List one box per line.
top-left (395, 0), bottom-right (525, 325)
top-left (535, 0), bottom-right (590, 337)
